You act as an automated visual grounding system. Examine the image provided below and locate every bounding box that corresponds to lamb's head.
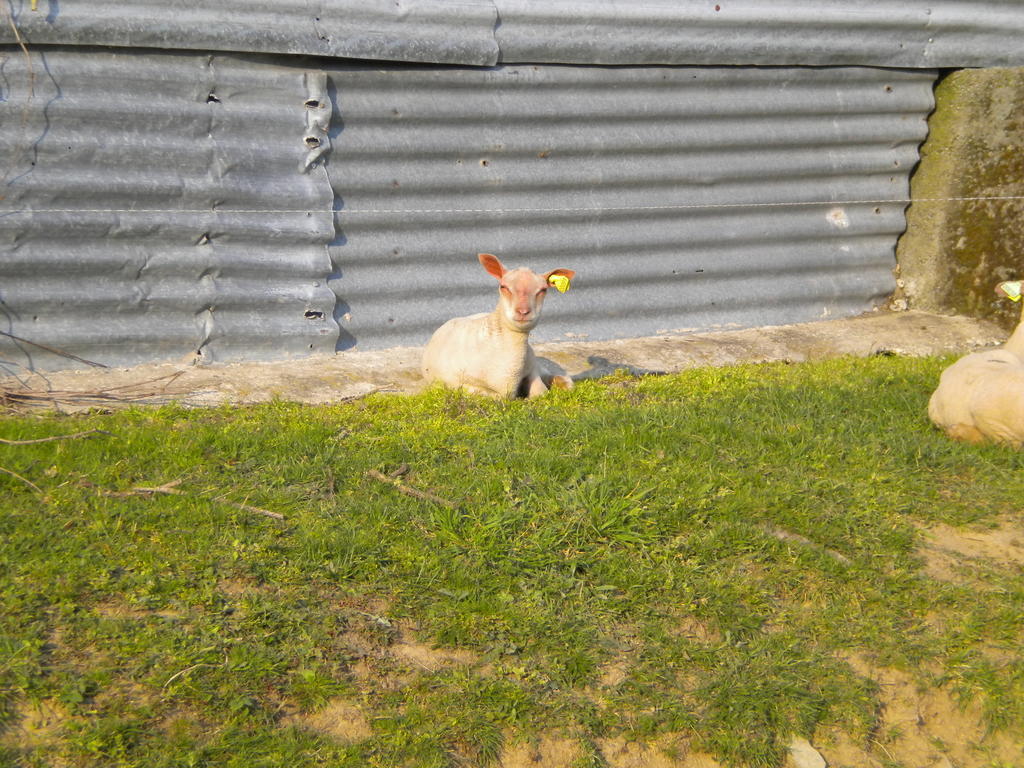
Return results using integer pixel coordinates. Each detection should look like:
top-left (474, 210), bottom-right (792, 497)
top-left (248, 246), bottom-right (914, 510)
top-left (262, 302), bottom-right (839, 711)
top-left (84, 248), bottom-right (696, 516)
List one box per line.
top-left (478, 252), bottom-right (575, 333)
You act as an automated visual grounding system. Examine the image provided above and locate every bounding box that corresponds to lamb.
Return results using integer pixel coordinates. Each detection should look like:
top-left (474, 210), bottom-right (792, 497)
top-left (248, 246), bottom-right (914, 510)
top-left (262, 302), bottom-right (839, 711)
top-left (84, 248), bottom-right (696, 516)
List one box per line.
top-left (421, 253), bottom-right (576, 399)
top-left (928, 280), bottom-right (1024, 446)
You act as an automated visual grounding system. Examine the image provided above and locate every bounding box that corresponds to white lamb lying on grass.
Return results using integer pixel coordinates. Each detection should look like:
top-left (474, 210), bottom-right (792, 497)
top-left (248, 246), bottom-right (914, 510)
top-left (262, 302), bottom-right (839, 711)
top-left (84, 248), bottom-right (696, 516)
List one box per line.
top-left (421, 253), bottom-right (576, 399)
top-left (928, 280), bottom-right (1024, 446)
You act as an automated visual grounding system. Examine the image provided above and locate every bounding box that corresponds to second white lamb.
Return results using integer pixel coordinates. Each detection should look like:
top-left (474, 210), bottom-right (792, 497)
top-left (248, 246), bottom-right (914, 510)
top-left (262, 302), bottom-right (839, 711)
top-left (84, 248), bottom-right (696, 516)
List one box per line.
top-left (928, 280), bottom-right (1024, 446)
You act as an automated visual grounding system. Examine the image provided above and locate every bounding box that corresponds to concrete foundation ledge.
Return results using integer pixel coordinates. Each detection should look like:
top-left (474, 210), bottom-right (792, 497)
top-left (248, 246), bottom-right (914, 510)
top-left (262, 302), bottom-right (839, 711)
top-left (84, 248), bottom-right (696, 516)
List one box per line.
top-left (0, 310), bottom-right (1007, 410)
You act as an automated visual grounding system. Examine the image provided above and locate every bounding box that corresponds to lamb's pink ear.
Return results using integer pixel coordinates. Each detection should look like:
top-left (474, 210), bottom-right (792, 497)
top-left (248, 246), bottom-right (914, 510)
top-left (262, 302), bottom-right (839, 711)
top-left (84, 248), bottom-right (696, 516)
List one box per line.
top-left (478, 253), bottom-right (506, 280)
top-left (544, 268), bottom-right (576, 281)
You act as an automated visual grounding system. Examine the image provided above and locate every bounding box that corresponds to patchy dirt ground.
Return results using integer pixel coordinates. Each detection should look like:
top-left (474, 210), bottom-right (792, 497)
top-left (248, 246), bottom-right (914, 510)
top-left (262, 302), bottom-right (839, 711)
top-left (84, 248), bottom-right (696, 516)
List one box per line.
top-left (273, 514), bottom-right (1024, 768)
top-left (243, 535), bottom-right (1024, 768)
top-left (0, 310), bottom-right (1007, 410)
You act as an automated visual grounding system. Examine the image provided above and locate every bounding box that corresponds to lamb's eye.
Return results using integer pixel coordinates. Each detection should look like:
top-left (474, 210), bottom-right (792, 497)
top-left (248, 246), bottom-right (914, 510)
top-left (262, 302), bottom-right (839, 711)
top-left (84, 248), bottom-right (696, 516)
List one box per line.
top-left (500, 285), bottom-right (511, 294)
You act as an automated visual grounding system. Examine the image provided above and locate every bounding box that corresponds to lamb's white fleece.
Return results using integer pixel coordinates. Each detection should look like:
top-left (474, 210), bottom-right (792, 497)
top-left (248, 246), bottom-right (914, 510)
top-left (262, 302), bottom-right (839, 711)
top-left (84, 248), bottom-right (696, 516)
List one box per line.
top-left (928, 282), bottom-right (1024, 446)
top-left (421, 253), bottom-right (575, 399)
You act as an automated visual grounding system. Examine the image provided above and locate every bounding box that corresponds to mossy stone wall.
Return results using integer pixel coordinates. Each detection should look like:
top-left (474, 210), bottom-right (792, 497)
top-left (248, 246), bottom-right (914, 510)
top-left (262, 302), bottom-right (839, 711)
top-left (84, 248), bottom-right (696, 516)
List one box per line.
top-left (896, 68), bottom-right (1024, 331)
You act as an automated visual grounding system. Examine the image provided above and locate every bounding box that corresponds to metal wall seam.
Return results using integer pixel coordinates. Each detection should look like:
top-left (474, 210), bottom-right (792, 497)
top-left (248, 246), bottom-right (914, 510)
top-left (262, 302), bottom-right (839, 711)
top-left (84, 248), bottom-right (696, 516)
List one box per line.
top-left (0, 48), bottom-right (338, 373)
top-left (325, 64), bottom-right (936, 350)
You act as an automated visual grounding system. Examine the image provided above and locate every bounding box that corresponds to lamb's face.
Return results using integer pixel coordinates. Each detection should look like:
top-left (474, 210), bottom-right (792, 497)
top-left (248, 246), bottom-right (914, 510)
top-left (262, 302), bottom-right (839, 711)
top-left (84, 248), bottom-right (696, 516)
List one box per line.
top-left (498, 268), bottom-right (548, 331)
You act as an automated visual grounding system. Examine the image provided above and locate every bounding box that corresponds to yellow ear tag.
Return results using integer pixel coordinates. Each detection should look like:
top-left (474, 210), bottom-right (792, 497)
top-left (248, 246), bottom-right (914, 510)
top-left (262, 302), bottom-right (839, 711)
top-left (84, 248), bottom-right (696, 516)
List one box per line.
top-left (548, 274), bottom-right (570, 293)
top-left (998, 281), bottom-right (1023, 302)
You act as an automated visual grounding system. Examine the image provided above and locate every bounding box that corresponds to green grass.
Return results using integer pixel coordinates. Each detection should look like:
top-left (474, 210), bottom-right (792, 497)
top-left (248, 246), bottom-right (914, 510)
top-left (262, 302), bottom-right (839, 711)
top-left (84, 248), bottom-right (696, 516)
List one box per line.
top-left (1, 355), bottom-right (1023, 767)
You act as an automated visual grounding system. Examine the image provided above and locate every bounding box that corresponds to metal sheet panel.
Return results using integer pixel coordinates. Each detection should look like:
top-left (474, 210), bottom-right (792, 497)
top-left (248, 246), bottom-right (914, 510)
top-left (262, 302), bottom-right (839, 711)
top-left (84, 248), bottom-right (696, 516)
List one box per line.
top-left (493, 0), bottom-right (1024, 68)
top-left (3, 1), bottom-right (1024, 68)
top-left (326, 64), bottom-right (935, 349)
top-left (0, 47), bottom-right (336, 372)
top-left (2, 0), bottom-right (499, 66)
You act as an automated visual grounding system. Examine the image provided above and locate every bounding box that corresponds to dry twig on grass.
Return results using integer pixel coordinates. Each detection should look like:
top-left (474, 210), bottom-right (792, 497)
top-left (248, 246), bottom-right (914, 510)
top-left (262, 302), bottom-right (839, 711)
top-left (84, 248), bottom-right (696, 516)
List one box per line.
top-left (1, 430), bottom-right (110, 495)
top-left (0, 465), bottom-right (43, 494)
top-left (337, 383), bottom-right (398, 402)
top-left (162, 663), bottom-right (215, 691)
top-left (97, 479), bottom-right (285, 520)
top-left (366, 468), bottom-right (458, 509)
top-left (760, 524), bottom-right (851, 565)
top-left (218, 498), bottom-right (285, 520)
top-left (102, 479), bottom-right (184, 498)
top-left (0, 429), bottom-right (111, 446)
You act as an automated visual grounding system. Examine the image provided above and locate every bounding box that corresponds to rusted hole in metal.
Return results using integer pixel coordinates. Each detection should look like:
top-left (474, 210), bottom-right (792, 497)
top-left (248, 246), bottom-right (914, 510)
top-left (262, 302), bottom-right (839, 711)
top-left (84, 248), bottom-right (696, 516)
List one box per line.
top-left (207, 93), bottom-right (221, 104)
top-left (304, 310), bottom-right (324, 320)
top-left (304, 136), bottom-right (321, 149)
top-left (304, 99), bottom-right (322, 109)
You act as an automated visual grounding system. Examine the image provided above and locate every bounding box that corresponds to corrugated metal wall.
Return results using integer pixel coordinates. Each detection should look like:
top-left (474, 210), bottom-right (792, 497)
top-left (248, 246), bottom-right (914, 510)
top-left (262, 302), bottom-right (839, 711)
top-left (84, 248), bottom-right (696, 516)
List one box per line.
top-left (4, 0), bottom-right (1020, 371)
top-left (0, 48), bottom-right (336, 370)
top-left (0, 48), bottom-right (936, 369)
top-left (4, 1), bottom-right (1024, 68)
top-left (327, 64), bottom-right (935, 348)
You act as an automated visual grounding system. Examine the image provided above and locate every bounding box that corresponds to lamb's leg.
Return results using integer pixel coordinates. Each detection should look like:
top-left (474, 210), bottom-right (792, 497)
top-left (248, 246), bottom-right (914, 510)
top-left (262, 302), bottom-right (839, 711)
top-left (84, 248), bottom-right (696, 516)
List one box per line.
top-left (464, 384), bottom-right (499, 398)
top-left (524, 375), bottom-right (549, 398)
top-left (548, 375), bottom-right (574, 390)
top-left (946, 423), bottom-right (987, 444)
